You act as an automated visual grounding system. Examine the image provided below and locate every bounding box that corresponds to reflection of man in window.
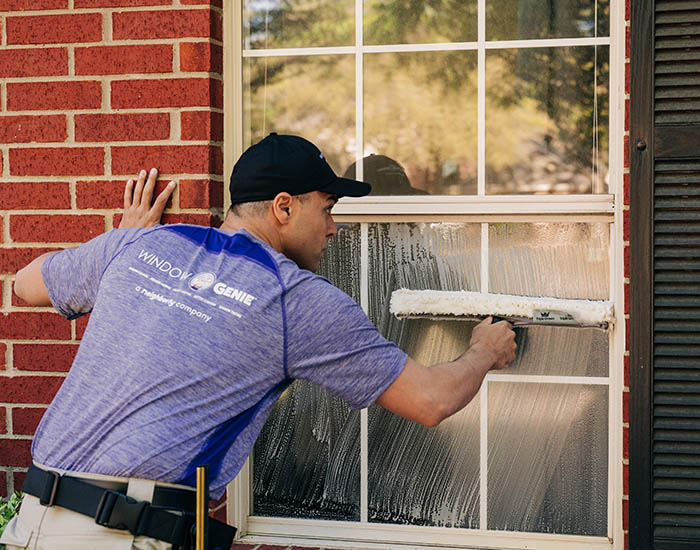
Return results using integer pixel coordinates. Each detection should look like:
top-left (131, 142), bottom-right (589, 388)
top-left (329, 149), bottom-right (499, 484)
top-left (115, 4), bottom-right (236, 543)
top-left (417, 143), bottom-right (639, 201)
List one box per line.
top-left (343, 154), bottom-right (429, 196)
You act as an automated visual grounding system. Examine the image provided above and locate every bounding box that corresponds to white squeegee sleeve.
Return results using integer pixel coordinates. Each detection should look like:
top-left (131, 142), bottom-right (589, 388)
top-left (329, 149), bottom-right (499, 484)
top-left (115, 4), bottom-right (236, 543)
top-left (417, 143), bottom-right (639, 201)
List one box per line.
top-left (390, 289), bottom-right (615, 325)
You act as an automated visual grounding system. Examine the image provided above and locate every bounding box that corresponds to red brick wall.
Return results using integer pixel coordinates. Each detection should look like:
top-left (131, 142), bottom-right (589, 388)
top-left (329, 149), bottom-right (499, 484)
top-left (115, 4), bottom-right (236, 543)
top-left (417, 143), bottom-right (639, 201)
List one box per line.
top-left (0, 0), bottom-right (224, 498)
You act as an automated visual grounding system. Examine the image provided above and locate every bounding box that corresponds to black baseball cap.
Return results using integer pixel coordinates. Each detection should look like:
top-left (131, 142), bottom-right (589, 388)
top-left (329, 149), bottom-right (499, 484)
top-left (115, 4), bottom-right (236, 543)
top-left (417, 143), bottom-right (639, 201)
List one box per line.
top-left (229, 133), bottom-right (371, 205)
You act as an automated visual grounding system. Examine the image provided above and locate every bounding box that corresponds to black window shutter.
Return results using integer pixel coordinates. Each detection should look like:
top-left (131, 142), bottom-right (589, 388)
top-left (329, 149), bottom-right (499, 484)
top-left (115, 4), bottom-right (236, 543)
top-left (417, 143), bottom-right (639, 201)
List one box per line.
top-left (631, 1), bottom-right (700, 549)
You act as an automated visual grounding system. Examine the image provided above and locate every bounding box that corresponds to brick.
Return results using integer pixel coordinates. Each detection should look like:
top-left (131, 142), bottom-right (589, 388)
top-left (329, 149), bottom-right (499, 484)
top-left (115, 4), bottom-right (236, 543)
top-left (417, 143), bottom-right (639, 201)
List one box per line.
top-left (11, 214), bottom-right (104, 243)
top-left (623, 498), bottom-right (628, 531)
top-left (0, 343), bottom-right (5, 370)
top-left (0, 115), bottom-right (66, 144)
top-left (0, 376), bottom-right (64, 404)
top-left (625, 25), bottom-right (630, 59)
top-left (7, 13), bottom-right (102, 45)
top-left (11, 408), bottom-right (46, 435)
top-left (182, 0), bottom-right (223, 6)
top-left (8, 81), bottom-right (102, 111)
top-left (76, 44), bottom-right (173, 76)
top-left (13, 344), bottom-right (78, 373)
top-left (75, 113), bottom-right (170, 142)
top-left (624, 98), bottom-right (630, 133)
top-left (0, 247), bottom-right (61, 275)
top-left (0, 470), bottom-right (5, 497)
top-left (0, 48), bottom-right (67, 78)
top-left (624, 354), bottom-right (629, 387)
top-left (623, 389), bottom-right (629, 424)
top-left (623, 462), bottom-right (629, 496)
top-left (0, 182), bottom-right (71, 210)
top-left (113, 9), bottom-right (221, 41)
top-left (625, 62), bottom-right (630, 96)
top-left (0, 312), bottom-right (71, 340)
top-left (76, 179), bottom-right (173, 209)
top-left (0, 0), bottom-right (66, 9)
top-left (12, 470), bottom-right (26, 493)
top-left (0, 440), bottom-right (32, 467)
top-left (623, 173), bottom-right (630, 206)
top-left (624, 135), bottom-right (629, 169)
top-left (624, 243), bottom-right (630, 279)
top-left (111, 78), bottom-right (222, 109)
top-left (180, 42), bottom-right (223, 73)
top-left (75, 0), bottom-right (168, 6)
top-left (181, 111), bottom-right (223, 141)
top-left (112, 145), bottom-right (222, 175)
top-left (623, 210), bottom-right (630, 241)
top-left (0, 408), bottom-right (5, 434)
top-left (623, 425), bottom-right (629, 459)
top-left (161, 213), bottom-right (218, 226)
top-left (9, 147), bottom-right (104, 176)
top-left (75, 314), bottom-right (90, 340)
top-left (179, 179), bottom-right (223, 208)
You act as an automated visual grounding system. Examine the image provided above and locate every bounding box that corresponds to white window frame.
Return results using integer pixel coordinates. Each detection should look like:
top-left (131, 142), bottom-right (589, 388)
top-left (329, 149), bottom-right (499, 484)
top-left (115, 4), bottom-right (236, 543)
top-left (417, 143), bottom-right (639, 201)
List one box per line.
top-left (223, 1), bottom-right (627, 548)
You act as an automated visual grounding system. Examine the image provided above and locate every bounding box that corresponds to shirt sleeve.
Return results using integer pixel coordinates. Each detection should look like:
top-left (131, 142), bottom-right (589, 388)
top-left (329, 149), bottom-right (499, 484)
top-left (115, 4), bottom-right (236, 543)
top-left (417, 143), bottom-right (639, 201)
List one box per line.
top-left (285, 275), bottom-right (407, 409)
top-left (41, 227), bottom-right (151, 319)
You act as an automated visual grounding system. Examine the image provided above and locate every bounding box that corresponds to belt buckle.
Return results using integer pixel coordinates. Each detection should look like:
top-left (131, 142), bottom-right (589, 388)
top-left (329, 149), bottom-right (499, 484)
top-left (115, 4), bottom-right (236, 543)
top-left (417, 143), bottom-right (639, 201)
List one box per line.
top-left (95, 489), bottom-right (148, 535)
top-left (39, 470), bottom-right (60, 507)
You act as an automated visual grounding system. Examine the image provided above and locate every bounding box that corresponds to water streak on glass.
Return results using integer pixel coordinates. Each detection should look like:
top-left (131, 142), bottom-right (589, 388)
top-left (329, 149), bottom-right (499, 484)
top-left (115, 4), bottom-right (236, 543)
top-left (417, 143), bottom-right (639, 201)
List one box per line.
top-left (243, 0), bottom-right (354, 49)
top-left (364, 0), bottom-right (477, 45)
top-left (253, 225), bottom-right (361, 520)
top-left (364, 52), bottom-right (478, 195)
top-left (368, 223), bottom-right (482, 527)
top-left (488, 383), bottom-right (608, 535)
top-left (485, 47), bottom-right (609, 194)
top-left (489, 223), bottom-right (609, 377)
top-left (486, 0), bottom-right (610, 41)
top-left (243, 55), bottom-right (356, 175)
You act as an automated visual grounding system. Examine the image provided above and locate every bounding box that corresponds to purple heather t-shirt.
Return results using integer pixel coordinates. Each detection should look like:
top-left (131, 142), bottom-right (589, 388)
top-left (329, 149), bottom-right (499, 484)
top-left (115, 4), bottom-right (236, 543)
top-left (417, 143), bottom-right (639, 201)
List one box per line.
top-left (34, 224), bottom-right (406, 497)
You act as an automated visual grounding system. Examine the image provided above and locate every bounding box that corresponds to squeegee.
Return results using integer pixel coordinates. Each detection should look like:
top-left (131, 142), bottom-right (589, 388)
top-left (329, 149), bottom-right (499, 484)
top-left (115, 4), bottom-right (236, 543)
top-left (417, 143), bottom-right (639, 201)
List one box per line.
top-left (390, 289), bottom-right (614, 329)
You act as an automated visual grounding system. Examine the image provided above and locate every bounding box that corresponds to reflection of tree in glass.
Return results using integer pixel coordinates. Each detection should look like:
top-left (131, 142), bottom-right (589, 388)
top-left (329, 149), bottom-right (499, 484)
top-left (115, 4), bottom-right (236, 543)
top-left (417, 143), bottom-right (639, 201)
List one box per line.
top-left (364, 0), bottom-right (477, 44)
top-left (244, 0), bottom-right (354, 49)
top-left (244, 0), bottom-right (609, 194)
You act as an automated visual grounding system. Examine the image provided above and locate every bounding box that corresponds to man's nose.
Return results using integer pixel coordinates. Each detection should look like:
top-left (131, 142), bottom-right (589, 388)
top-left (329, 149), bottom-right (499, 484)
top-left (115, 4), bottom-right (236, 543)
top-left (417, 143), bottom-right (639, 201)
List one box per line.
top-left (327, 217), bottom-right (337, 238)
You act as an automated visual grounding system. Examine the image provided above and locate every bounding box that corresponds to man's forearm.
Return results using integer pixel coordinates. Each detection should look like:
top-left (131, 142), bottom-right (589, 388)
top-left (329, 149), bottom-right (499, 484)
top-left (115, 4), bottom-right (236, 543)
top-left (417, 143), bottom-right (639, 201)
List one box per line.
top-left (426, 344), bottom-right (496, 423)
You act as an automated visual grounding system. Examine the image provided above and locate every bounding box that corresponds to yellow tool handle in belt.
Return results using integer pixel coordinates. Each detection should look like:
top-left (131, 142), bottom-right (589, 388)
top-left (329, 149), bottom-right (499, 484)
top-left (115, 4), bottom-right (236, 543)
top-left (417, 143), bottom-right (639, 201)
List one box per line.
top-left (196, 465), bottom-right (209, 550)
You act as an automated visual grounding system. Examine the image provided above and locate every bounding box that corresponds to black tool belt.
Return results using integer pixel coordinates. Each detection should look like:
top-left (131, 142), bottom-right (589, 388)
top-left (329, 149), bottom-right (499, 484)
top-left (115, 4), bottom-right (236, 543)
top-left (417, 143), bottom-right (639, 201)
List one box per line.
top-left (23, 465), bottom-right (236, 550)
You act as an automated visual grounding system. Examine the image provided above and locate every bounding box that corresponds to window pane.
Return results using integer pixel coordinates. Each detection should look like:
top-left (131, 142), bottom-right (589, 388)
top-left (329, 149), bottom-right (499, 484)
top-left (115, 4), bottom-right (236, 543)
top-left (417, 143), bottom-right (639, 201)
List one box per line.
top-left (252, 224), bottom-right (361, 521)
top-left (364, 0), bottom-right (477, 45)
top-left (486, 0), bottom-right (610, 41)
top-left (243, 0), bottom-right (354, 49)
top-left (488, 383), bottom-right (608, 536)
top-left (243, 55), bottom-right (356, 175)
top-left (367, 223), bottom-right (481, 527)
top-left (489, 223), bottom-right (609, 377)
top-left (486, 47), bottom-right (609, 194)
top-left (363, 52), bottom-right (478, 195)
top-left (489, 223), bottom-right (609, 300)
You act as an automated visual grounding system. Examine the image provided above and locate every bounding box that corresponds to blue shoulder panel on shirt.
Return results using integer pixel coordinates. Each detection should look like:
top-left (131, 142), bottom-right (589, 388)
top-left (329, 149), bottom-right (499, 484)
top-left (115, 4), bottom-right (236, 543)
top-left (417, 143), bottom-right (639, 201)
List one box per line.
top-left (165, 225), bottom-right (279, 275)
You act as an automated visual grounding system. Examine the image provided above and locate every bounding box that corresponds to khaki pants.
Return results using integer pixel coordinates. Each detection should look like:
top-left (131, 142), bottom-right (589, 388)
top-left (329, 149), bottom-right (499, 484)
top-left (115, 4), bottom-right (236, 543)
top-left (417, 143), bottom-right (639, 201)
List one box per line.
top-left (0, 464), bottom-right (192, 550)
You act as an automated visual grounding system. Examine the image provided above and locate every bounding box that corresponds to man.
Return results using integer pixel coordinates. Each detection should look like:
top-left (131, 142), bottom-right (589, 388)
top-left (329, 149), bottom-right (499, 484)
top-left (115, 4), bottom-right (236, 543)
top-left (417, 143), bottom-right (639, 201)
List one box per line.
top-left (4, 133), bottom-right (516, 550)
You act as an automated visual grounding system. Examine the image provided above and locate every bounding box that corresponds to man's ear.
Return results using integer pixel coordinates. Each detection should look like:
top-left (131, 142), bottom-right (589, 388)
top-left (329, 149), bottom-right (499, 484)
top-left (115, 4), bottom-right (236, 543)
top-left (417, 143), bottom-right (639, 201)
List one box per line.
top-left (271, 192), bottom-right (294, 225)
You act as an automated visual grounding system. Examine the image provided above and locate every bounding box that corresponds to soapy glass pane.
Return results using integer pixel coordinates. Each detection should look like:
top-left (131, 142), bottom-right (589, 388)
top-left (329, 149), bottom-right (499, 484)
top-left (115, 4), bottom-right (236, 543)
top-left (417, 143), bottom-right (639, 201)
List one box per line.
top-left (362, 52), bottom-right (478, 195)
top-left (363, 0), bottom-right (477, 44)
top-left (486, 0), bottom-right (609, 40)
top-left (489, 223), bottom-right (609, 377)
top-left (244, 55), bottom-right (356, 176)
top-left (243, 0), bottom-right (354, 49)
top-left (367, 223), bottom-right (482, 527)
top-left (488, 383), bottom-right (608, 535)
top-left (252, 224), bottom-right (361, 520)
top-left (485, 47), bottom-right (609, 194)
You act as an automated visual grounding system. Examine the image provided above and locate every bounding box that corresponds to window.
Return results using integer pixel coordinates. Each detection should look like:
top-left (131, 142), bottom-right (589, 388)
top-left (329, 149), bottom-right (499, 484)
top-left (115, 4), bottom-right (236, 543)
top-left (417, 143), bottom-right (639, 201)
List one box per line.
top-left (226, 1), bottom-right (624, 548)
